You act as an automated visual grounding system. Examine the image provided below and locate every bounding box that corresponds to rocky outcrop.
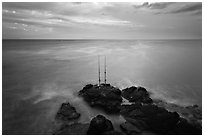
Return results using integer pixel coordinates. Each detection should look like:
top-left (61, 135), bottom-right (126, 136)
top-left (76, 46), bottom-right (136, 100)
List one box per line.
top-left (154, 99), bottom-right (202, 131)
top-left (103, 130), bottom-right (123, 135)
top-left (121, 104), bottom-right (179, 133)
top-left (87, 115), bottom-right (118, 135)
top-left (122, 86), bottom-right (153, 104)
top-left (170, 118), bottom-right (202, 135)
top-left (120, 103), bottom-right (201, 134)
top-left (56, 102), bottom-right (80, 121)
top-left (54, 123), bottom-right (89, 135)
top-left (54, 102), bottom-right (84, 135)
top-left (79, 84), bottom-right (122, 113)
top-left (54, 85), bottom-right (201, 135)
top-left (120, 122), bottom-right (141, 134)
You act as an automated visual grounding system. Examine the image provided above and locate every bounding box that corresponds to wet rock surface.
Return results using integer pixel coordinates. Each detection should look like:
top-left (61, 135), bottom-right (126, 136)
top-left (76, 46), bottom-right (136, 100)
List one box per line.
top-left (54, 102), bottom-right (84, 135)
top-left (79, 84), bottom-right (122, 113)
top-left (56, 102), bottom-right (80, 121)
top-left (170, 118), bottom-right (202, 135)
top-left (120, 103), bottom-right (201, 134)
top-left (87, 115), bottom-right (122, 135)
top-left (154, 99), bottom-right (202, 129)
top-left (122, 86), bottom-right (153, 104)
top-left (120, 122), bottom-right (141, 134)
top-left (54, 123), bottom-right (89, 135)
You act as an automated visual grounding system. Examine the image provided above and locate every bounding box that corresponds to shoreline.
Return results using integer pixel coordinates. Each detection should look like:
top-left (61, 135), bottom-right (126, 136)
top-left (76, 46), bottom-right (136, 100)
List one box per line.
top-left (54, 84), bottom-right (202, 135)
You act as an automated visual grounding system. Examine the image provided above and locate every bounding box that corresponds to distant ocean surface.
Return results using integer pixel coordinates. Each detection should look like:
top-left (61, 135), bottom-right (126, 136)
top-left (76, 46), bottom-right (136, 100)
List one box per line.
top-left (2, 39), bottom-right (202, 134)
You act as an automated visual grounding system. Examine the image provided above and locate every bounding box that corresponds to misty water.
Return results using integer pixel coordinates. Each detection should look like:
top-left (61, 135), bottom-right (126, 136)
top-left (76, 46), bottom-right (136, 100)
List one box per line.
top-left (2, 39), bottom-right (202, 134)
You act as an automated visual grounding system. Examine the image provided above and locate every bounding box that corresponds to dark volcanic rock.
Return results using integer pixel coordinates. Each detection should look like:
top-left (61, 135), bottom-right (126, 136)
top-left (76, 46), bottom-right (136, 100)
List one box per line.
top-left (120, 104), bottom-right (181, 134)
top-left (87, 115), bottom-right (114, 135)
top-left (79, 84), bottom-right (122, 113)
top-left (54, 123), bottom-right (89, 135)
top-left (154, 99), bottom-right (202, 130)
top-left (56, 102), bottom-right (80, 121)
top-left (103, 130), bottom-right (123, 135)
top-left (124, 117), bottom-right (149, 131)
top-left (122, 86), bottom-right (153, 104)
top-left (55, 85), bottom-right (201, 135)
top-left (120, 103), bottom-right (142, 117)
top-left (120, 122), bottom-right (141, 134)
top-left (121, 103), bottom-right (202, 135)
top-left (170, 118), bottom-right (202, 135)
top-left (82, 84), bottom-right (93, 91)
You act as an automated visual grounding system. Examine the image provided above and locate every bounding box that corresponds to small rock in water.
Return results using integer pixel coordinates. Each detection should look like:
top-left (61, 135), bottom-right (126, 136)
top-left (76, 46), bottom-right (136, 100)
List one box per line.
top-left (87, 115), bottom-right (114, 135)
top-left (56, 102), bottom-right (80, 121)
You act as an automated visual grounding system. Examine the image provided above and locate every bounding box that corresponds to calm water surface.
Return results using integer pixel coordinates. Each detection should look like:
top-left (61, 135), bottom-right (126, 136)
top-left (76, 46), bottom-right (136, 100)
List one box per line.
top-left (2, 39), bottom-right (202, 134)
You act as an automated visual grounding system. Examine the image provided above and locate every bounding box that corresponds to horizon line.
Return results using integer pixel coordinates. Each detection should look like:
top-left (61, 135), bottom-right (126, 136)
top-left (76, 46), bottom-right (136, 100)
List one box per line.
top-left (2, 38), bottom-right (202, 40)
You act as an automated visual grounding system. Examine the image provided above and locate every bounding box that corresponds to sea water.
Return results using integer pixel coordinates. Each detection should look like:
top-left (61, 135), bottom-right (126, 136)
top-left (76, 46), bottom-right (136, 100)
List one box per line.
top-left (2, 39), bottom-right (202, 134)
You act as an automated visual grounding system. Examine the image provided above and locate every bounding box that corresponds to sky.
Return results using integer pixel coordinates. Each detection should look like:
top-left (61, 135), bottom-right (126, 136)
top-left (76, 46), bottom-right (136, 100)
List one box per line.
top-left (2, 2), bottom-right (202, 39)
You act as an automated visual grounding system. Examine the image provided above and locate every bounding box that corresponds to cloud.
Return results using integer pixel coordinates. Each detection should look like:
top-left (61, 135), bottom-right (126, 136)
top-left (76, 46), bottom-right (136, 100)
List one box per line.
top-left (133, 2), bottom-right (202, 15)
top-left (2, 2), bottom-right (202, 39)
top-left (134, 2), bottom-right (174, 9)
top-left (3, 3), bottom-right (131, 24)
top-left (2, 2), bottom-right (59, 11)
top-left (167, 3), bottom-right (202, 14)
top-left (67, 16), bottom-right (132, 26)
top-left (3, 2), bottom-right (142, 34)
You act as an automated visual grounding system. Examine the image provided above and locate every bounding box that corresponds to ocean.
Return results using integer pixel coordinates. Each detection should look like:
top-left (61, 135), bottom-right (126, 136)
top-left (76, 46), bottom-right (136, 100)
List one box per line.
top-left (2, 39), bottom-right (202, 134)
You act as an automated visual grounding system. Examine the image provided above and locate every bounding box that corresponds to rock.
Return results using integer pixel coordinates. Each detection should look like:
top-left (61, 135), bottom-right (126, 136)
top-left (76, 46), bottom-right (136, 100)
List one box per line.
top-left (123, 117), bottom-right (149, 131)
top-left (141, 130), bottom-right (156, 135)
top-left (56, 102), bottom-right (80, 121)
top-left (120, 122), bottom-right (141, 134)
top-left (122, 86), bottom-right (153, 104)
top-left (146, 111), bottom-right (179, 133)
top-left (186, 104), bottom-right (199, 109)
top-left (120, 104), bottom-right (181, 134)
top-left (142, 97), bottom-right (153, 104)
top-left (79, 84), bottom-right (122, 113)
top-left (103, 130), bottom-right (123, 135)
top-left (54, 123), bottom-right (89, 135)
top-left (193, 104), bottom-right (199, 108)
top-left (83, 84), bottom-right (93, 89)
top-left (87, 115), bottom-right (114, 135)
top-left (120, 103), bottom-right (142, 116)
top-left (140, 104), bottom-right (159, 115)
top-left (121, 101), bottom-right (202, 135)
top-left (155, 99), bottom-right (202, 129)
top-left (113, 89), bottom-right (122, 96)
top-left (169, 118), bottom-right (202, 135)
top-left (139, 104), bottom-right (180, 134)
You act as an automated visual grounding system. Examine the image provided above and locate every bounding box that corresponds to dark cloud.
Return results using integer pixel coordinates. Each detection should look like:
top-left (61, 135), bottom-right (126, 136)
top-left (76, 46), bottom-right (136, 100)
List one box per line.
top-left (2, 2), bottom-right (56, 11)
top-left (169, 3), bottom-right (202, 14)
top-left (149, 2), bottom-right (174, 9)
top-left (133, 2), bottom-right (173, 9)
top-left (194, 10), bottom-right (202, 15)
top-left (133, 2), bottom-right (202, 15)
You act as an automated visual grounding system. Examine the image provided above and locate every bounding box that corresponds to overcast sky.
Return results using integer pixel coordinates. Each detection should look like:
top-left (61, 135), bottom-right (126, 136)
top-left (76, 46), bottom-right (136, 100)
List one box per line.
top-left (2, 2), bottom-right (202, 39)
